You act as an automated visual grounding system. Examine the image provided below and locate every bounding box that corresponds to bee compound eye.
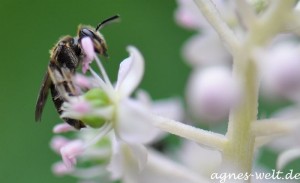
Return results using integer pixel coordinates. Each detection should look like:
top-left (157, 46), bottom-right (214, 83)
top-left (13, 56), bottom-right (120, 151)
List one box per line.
top-left (80, 29), bottom-right (94, 38)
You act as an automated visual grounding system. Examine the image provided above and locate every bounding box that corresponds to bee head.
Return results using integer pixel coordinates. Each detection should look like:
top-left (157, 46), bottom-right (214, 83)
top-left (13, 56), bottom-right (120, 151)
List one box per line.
top-left (78, 15), bottom-right (120, 57)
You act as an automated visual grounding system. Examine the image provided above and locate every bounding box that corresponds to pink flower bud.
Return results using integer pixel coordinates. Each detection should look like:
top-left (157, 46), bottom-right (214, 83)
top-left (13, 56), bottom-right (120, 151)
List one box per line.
top-left (53, 123), bottom-right (75, 133)
top-left (258, 43), bottom-right (300, 101)
top-left (60, 140), bottom-right (84, 168)
top-left (50, 136), bottom-right (70, 153)
top-left (74, 74), bottom-right (92, 89)
top-left (186, 67), bottom-right (240, 122)
top-left (72, 100), bottom-right (91, 114)
top-left (52, 162), bottom-right (73, 176)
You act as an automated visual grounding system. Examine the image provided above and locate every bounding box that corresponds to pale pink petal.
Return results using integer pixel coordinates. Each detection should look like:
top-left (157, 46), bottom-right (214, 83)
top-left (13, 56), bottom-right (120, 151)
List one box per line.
top-left (50, 136), bottom-right (70, 153)
top-left (115, 46), bottom-right (145, 98)
top-left (72, 100), bottom-right (91, 114)
top-left (74, 74), bottom-right (92, 89)
top-left (53, 123), bottom-right (75, 133)
top-left (52, 161), bottom-right (73, 176)
top-left (117, 99), bottom-right (160, 144)
top-left (81, 37), bottom-right (96, 74)
top-left (60, 140), bottom-right (85, 168)
top-left (61, 97), bottom-right (92, 119)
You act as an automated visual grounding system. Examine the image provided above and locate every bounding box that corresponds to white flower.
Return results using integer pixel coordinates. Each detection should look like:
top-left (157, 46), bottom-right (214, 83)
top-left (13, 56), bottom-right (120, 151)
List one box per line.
top-left (56, 41), bottom-right (168, 181)
top-left (62, 45), bottom-right (158, 143)
top-left (107, 134), bottom-right (148, 181)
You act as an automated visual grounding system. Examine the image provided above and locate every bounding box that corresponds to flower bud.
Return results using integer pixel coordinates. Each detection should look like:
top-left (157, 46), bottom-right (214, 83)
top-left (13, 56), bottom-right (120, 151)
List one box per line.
top-left (82, 88), bottom-right (111, 128)
top-left (258, 43), bottom-right (300, 101)
top-left (186, 67), bottom-right (240, 122)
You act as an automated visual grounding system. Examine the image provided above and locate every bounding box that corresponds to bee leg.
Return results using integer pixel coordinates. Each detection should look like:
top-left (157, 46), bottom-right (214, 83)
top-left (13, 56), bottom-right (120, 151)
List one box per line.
top-left (63, 118), bottom-right (86, 130)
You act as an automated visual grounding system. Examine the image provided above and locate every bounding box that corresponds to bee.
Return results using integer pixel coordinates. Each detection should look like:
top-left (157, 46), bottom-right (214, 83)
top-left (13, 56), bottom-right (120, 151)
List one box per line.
top-left (35, 15), bottom-right (120, 129)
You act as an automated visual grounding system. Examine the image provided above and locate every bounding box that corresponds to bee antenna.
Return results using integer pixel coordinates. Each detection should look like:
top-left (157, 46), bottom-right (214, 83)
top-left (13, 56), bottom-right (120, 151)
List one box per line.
top-left (96, 15), bottom-right (120, 31)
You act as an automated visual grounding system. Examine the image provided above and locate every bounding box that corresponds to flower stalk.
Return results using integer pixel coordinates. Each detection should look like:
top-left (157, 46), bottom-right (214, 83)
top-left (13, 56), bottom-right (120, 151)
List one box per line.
top-left (194, 0), bottom-right (240, 54)
top-left (193, 0), bottom-right (296, 179)
top-left (153, 115), bottom-right (227, 151)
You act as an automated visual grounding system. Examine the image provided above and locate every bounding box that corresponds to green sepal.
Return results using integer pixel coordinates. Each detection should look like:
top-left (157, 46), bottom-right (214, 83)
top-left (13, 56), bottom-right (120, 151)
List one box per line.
top-left (82, 116), bottom-right (106, 128)
top-left (82, 88), bottom-right (110, 128)
top-left (84, 88), bottom-right (110, 107)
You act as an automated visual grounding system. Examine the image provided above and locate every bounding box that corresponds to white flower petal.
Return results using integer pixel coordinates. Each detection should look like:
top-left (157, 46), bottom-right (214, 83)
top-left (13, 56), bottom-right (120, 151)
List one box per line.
top-left (136, 90), bottom-right (184, 121)
top-left (134, 149), bottom-right (206, 183)
top-left (152, 98), bottom-right (184, 121)
top-left (277, 148), bottom-right (300, 170)
top-left (107, 137), bottom-right (148, 181)
top-left (135, 90), bottom-right (152, 108)
top-left (115, 46), bottom-right (145, 98)
top-left (117, 99), bottom-right (160, 144)
top-left (178, 141), bottom-right (222, 176)
top-left (127, 143), bottom-right (148, 172)
top-left (106, 135), bottom-right (123, 179)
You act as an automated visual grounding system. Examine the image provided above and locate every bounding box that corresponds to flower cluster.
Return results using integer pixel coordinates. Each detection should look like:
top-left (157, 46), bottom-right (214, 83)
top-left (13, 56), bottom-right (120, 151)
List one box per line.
top-left (175, 0), bottom-right (241, 123)
top-left (47, 1), bottom-right (300, 183)
top-left (175, 0), bottom-right (300, 181)
top-left (50, 41), bottom-right (187, 182)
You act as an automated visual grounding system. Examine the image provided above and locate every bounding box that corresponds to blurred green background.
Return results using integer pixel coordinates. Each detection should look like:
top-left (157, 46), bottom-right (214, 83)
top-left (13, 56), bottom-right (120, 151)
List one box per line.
top-left (0, 1), bottom-right (191, 182)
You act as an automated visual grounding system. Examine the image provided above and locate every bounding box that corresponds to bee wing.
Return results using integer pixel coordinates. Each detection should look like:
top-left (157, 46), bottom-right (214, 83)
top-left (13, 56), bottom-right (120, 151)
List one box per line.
top-left (35, 70), bottom-right (52, 121)
top-left (48, 62), bottom-right (77, 96)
